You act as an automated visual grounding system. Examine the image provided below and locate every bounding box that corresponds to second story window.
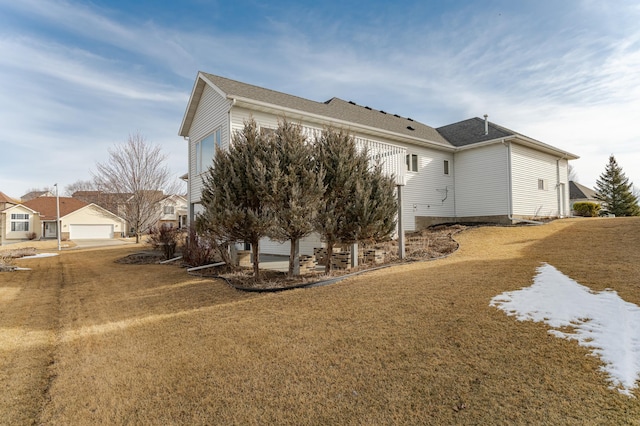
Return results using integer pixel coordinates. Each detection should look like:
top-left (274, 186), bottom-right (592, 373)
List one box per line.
top-left (196, 128), bottom-right (222, 174)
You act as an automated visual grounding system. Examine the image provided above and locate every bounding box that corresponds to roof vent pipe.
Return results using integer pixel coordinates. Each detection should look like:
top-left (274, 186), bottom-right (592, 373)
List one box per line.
top-left (484, 114), bottom-right (489, 135)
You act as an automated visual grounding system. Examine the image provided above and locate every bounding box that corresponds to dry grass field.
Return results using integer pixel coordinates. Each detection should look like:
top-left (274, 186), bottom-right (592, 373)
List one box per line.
top-left (1, 217), bottom-right (639, 425)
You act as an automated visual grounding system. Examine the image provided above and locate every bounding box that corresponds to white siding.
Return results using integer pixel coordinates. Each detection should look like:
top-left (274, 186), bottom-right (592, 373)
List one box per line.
top-left (259, 233), bottom-right (323, 256)
top-left (402, 146), bottom-right (455, 230)
top-left (188, 85), bottom-right (231, 204)
top-left (511, 143), bottom-right (562, 218)
top-left (454, 144), bottom-right (509, 217)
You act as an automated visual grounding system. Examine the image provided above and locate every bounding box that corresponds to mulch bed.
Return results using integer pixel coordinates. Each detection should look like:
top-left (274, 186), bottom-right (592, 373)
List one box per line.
top-left (116, 224), bottom-right (467, 289)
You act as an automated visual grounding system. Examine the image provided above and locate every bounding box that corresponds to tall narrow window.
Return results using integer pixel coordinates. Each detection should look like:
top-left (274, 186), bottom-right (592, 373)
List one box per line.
top-left (406, 154), bottom-right (418, 172)
top-left (196, 128), bottom-right (222, 174)
top-left (443, 160), bottom-right (450, 175)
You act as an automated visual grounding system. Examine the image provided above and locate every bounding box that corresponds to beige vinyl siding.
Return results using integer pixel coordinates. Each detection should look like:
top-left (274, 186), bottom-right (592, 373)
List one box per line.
top-left (2, 205), bottom-right (41, 241)
top-left (454, 144), bottom-right (509, 217)
top-left (188, 84), bottom-right (231, 204)
top-left (511, 143), bottom-right (561, 218)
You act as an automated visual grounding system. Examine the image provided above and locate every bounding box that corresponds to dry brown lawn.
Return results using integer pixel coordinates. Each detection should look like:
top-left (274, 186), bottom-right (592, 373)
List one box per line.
top-left (1, 218), bottom-right (639, 425)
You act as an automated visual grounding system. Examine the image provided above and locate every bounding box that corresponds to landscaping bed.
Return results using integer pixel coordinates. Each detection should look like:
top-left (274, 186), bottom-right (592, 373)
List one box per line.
top-left (186, 224), bottom-right (467, 290)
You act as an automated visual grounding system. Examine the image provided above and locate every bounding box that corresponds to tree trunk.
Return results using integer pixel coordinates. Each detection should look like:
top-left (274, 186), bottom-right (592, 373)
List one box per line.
top-left (251, 240), bottom-right (260, 279)
top-left (324, 241), bottom-right (334, 275)
top-left (289, 238), bottom-right (300, 277)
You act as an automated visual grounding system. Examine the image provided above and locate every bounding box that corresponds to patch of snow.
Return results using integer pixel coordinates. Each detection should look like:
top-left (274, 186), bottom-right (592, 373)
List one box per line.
top-left (18, 253), bottom-right (59, 259)
top-left (14, 267), bottom-right (32, 271)
top-left (490, 263), bottom-right (640, 397)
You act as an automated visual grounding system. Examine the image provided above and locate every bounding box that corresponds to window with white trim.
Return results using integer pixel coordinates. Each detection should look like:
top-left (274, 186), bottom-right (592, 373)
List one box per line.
top-left (196, 128), bottom-right (222, 174)
top-left (443, 160), bottom-right (450, 175)
top-left (10, 213), bottom-right (29, 231)
top-left (163, 205), bottom-right (175, 215)
top-left (406, 154), bottom-right (418, 172)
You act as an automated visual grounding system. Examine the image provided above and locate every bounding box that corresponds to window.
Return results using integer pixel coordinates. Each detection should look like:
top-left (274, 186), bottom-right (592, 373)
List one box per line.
top-left (443, 160), bottom-right (450, 175)
top-left (260, 127), bottom-right (275, 137)
top-left (196, 128), bottom-right (222, 174)
top-left (538, 179), bottom-right (548, 190)
top-left (10, 213), bottom-right (29, 232)
top-left (163, 206), bottom-right (175, 215)
top-left (406, 154), bottom-right (418, 172)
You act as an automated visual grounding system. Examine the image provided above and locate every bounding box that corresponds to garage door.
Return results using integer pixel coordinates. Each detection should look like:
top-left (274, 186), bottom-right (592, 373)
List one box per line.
top-left (69, 224), bottom-right (114, 239)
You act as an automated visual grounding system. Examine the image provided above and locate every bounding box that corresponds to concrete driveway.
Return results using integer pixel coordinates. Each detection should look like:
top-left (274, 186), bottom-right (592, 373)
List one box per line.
top-left (70, 239), bottom-right (137, 249)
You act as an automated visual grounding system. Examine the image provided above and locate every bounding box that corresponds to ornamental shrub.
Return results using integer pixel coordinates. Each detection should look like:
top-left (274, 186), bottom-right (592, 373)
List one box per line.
top-left (573, 202), bottom-right (601, 217)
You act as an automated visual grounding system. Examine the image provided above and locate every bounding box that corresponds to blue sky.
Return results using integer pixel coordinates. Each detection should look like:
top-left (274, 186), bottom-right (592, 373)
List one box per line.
top-left (1, 0), bottom-right (639, 198)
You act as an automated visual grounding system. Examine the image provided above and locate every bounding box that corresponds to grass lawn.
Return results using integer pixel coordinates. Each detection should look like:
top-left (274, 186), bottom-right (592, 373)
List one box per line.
top-left (1, 218), bottom-right (639, 424)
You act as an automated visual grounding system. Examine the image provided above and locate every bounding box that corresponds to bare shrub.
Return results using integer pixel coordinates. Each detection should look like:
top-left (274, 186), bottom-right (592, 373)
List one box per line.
top-left (27, 232), bottom-right (37, 240)
top-left (147, 225), bottom-right (182, 259)
top-left (182, 226), bottom-right (215, 267)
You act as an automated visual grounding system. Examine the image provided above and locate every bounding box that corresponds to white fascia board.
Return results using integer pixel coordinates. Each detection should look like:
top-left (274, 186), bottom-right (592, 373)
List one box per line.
top-left (455, 135), bottom-right (579, 160)
top-left (230, 96), bottom-right (456, 152)
top-left (179, 72), bottom-right (231, 138)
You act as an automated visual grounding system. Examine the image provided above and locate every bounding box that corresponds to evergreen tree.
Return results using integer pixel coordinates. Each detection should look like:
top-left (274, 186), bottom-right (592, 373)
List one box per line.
top-left (268, 119), bottom-right (325, 277)
top-left (314, 127), bottom-right (398, 273)
top-left (313, 127), bottom-right (359, 274)
top-left (595, 155), bottom-right (640, 217)
top-left (198, 118), bottom-right (275, 278)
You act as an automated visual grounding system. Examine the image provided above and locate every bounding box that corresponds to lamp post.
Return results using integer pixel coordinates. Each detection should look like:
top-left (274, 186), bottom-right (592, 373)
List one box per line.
top-left (54, 183), bottom-right (61, 251)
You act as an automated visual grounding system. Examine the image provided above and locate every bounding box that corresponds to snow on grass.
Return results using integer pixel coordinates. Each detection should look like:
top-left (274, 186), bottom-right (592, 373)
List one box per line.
top-left (18, 253), bottom-right (59, 259)
top-left (490, 263), bottom-right (640, 396)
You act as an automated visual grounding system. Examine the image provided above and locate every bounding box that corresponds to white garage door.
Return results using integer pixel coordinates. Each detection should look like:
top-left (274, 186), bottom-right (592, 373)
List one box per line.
top-left (69, 224), bottom-right (114, 239)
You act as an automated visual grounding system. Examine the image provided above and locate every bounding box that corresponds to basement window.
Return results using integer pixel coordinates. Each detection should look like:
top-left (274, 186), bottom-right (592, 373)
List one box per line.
top-left (406, 154), bottom-right (418, 172)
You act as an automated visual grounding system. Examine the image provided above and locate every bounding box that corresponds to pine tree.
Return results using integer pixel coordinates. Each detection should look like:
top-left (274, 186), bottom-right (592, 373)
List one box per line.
top-left (314, 127), bottom-right (398, 274)
top-left (595, 155), bottom-right (640, 217)
top-left (198, 118), bottom-right (275, 278)
top-left (268, 119), bottom-right (325, 277)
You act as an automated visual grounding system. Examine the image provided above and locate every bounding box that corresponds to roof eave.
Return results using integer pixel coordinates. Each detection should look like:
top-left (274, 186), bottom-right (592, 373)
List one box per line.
top-left (231, 96), bottom-right (455, 151)
top-left (179, 72), bottom-right (229, 138)
top-left (455, 135), bottom-right (579, 159)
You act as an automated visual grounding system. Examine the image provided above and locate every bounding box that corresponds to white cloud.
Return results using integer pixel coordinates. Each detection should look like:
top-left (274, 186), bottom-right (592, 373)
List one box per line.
top-left (1, 0), bottom-right (640, 195)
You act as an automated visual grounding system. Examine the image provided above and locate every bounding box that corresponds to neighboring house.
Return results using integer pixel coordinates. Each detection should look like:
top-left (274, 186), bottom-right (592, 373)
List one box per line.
top-left (21, 197), bottom-right (125, 240)
top-left (1, 203), bottom-right (39, 245)
top-left (73, 190), bottom-right (185, 234)
top-left (569, 181), bottom-right (601, 211)
top-left (158, 194), bottom-right (188, 229)
top-left (0, 191), bottom-right (19, 212)
top-left (178, 72), bottom-right (579, 256)
top-left (20, 190), bottom-right (55, 202)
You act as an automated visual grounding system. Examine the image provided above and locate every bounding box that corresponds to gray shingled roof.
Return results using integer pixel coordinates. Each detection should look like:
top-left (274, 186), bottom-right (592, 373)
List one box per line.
top-left (201, 72), bottom-right (450, 145)
top-left (569, 181), bottom-right (598, 200)
top-left (436, 117), bottom-right (515, 147)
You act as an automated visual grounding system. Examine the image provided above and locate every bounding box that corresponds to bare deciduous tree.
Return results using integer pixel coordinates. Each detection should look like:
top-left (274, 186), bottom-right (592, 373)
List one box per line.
top-left (568, 164), bottom-right (578, 182)
top-left (64, 180), bottom-right (96, 196)
top-left (93, 132), bottom-right (179, 243)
